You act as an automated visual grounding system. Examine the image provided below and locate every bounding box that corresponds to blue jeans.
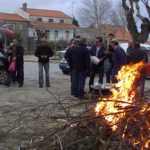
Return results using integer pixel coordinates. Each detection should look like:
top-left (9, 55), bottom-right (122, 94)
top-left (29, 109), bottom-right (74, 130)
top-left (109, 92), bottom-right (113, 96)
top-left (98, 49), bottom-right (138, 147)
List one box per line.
top-left (73, 71), bottom-right (87, 98)
top-left (39, 62), bottom-right (50, 86)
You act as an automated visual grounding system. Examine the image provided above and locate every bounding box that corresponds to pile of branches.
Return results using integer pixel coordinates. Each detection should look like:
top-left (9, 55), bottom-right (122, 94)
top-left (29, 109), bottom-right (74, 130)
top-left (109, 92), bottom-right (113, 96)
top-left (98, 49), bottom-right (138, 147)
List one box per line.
top-left (20, 90), bottom-right (149, 150)
top-left (1, 89), bottom-right (149, 150)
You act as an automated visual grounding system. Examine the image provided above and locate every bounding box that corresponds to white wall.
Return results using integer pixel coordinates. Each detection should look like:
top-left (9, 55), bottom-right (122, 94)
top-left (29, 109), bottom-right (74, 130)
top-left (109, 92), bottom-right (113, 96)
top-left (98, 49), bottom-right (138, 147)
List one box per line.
top-left (29, 16), bottom-right (72, 24)
top-left (28, 27), bottom-right (36, 38)
top-left (46, 29), bottom-right (73, 41)
top-left (16, 8), bottom-right (30, 20)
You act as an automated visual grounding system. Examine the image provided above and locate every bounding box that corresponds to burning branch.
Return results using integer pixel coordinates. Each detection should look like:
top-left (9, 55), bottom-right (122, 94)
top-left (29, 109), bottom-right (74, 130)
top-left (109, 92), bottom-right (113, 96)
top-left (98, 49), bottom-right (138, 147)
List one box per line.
top-left (96, 62), bottom-right (150, 149)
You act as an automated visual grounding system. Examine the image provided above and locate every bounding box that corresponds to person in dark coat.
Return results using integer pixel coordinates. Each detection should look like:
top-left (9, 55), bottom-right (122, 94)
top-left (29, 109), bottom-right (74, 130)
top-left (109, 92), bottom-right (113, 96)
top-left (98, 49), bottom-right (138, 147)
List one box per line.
top-left (104, 33), bottom-right (115, 83)
top-left (128, 42), bottom-right (148, 64)
top-left (110, 39), bottom-right (127, 83)
top-left (72, 37), bottom-right (91, 99)
top-left (126, 42), bottom-right (134, 63)
top-left (35, 38), bottom-right (54, 88)
top-left (89, 36), bottom-right (107, 91)
top-left (128, 42), bottom-right (148, 97)
top-left (7, 39), bottom-right (24, 87)
top-left (65, 38), bottom-right (78, 96)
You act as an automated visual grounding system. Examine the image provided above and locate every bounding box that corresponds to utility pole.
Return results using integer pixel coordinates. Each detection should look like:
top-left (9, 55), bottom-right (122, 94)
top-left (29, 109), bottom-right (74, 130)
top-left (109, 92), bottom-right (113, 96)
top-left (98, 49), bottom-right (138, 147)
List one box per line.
top-left (72, 1), bottom-right (74, 18)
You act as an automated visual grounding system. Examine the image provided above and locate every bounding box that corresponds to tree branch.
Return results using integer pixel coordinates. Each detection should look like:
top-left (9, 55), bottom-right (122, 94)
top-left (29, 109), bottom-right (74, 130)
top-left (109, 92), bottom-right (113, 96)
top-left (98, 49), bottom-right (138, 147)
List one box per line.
top-left (141, 0), bottom-right (150, 18)
top-left (135, 1), bottom-right (144, 20)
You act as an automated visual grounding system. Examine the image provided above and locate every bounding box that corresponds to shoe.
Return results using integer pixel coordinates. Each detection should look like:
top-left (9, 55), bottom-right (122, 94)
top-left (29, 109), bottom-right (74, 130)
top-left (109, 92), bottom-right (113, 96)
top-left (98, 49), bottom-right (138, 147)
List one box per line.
top-left (39, 85), bottom-right (43, 88)
top-left (18, 84), bottom-right (23, 88)
top-left (46, 85), bottom-right (50, 87)
top-left (5, 83), bottom-right (10, 87)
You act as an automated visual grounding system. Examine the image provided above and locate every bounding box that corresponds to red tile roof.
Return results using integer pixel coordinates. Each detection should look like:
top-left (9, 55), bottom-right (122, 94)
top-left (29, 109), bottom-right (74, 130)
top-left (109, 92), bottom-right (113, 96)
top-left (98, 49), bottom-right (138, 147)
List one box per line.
top-left (98, 24), bottom-right (132, 42)
top-left (24, 8), bottom-right (71, 19)
top-left (31, 22), bottom-right (76, 29)
top-left (32, 22), bottom-right (76, 29)
top-left (0, 13), bottom-right (27, 22)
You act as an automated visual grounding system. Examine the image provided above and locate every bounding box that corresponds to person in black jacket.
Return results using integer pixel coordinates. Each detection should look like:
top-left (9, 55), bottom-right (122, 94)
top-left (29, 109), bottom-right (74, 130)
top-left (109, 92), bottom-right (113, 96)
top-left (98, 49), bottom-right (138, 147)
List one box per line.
top-left (110, 39), bottom-right (127, 83)
top-left (35, 38), bottom-right (53, 88)
top-left (89, 36), bottom-right (106, 91)
top-left (72, 37), bottom-right (91, 99)
top-left (7, 39), bottom-right (24, 87)
top-left (128, 42), bottom-right (148, 97)
top-left (65, 38), bottom-right (78, 96)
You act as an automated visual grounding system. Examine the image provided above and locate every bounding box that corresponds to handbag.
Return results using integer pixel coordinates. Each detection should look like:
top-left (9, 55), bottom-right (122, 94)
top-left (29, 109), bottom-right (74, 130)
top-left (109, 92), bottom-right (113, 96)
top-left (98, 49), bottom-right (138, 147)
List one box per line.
top-left (8, 60), bottom-right (16, 72)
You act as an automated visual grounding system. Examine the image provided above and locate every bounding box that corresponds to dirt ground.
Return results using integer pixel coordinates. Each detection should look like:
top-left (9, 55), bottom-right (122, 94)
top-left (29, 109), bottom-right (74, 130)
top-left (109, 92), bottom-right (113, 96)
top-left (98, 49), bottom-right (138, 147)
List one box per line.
top-left (0, 67), bottom-right (150, 149)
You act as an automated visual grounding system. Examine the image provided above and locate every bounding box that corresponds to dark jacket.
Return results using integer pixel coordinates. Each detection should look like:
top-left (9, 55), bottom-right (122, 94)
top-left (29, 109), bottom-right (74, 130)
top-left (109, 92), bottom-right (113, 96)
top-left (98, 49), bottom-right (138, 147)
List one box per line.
top-left (7, 45), bottom-right (24, 63)
top-left (72, 43), bottom-right (91, 73)
top-left (90, 45), bottom-right (106, 71)
top-left (113, 46), bottom-right (127, 72)
top-left (35, 45), bottom-right (53, 63)
top-left (128, 48), bottom-right (148, 64)
top-left (65, 46), bottom-right (75, 70)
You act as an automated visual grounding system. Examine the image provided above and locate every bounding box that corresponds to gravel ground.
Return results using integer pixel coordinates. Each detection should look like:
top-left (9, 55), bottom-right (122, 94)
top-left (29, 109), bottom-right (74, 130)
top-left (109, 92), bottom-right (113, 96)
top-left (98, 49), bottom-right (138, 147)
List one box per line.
top-left (0, 61), bottom-right (149, 149)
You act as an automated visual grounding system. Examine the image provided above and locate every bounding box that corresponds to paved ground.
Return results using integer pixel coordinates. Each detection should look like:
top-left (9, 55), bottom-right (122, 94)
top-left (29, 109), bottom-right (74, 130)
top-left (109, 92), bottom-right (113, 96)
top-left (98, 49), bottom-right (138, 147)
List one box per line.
top-left (0, 60), bottom-right (149, 149)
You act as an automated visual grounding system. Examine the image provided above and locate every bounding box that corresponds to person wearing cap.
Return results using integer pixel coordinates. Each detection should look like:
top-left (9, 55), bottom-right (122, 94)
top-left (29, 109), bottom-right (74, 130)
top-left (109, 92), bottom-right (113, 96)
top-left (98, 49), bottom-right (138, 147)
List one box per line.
top-left (110, 38), bottom-right (127, 83)
top-left (71, 37), bottom-right (91, 99)
top-left (35, 37), bottom-right (54, 88)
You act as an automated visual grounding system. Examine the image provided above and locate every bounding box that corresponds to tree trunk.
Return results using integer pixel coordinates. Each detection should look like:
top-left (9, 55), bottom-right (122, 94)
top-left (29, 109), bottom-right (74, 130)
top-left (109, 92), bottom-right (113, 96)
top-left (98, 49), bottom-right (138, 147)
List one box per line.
top-left (122, 0), bottom-right (150, 43)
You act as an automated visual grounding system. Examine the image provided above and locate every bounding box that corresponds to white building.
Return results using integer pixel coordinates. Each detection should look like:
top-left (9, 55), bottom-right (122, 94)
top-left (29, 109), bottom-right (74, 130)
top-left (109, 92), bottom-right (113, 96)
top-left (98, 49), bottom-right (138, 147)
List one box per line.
top-left (17, 3), bottom-right (76, 41)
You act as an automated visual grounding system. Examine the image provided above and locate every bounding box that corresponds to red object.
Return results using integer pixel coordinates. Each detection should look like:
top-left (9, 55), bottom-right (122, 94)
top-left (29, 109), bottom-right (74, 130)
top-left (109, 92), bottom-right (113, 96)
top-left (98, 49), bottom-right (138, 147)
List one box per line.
top-left (145, 63), bottom-right (150, 76)
top-left (5, 28), bottom-right (14, 36)
top-left (8, 61), bottom-right (16, 72)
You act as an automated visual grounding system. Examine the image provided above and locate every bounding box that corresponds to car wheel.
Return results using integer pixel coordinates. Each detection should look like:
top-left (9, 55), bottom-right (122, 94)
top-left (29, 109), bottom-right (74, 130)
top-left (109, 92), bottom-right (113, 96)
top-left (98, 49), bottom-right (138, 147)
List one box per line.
top-left (62, 70), bottom-right (69, 74)
top-left (0, 69), bottom-right (8, 84)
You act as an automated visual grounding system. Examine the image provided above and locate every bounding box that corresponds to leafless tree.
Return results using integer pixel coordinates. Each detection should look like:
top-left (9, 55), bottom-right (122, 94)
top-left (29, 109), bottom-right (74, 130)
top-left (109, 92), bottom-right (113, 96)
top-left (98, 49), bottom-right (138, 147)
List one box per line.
top-left (111, 2), bottom-right (127, 27)
top-left (122, 0), bottom-right (150, 43)
top-left (78, 0), bottom-right (113, 26)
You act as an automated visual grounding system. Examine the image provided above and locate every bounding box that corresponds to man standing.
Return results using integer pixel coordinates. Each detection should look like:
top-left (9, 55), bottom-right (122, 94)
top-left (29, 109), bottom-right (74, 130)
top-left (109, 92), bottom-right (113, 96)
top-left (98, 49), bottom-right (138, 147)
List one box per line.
top-left (89, 36), bottom-right (106, 91)
top-left (72, 37), bottom-right (90, 99)
top-left (7, 39), bottom-right (24, 87)
top-left (35, 38), bottom-right (53, 88)
top-left (128, 42), bottom-right (148, 97)
top-left (110, 39), bottom-right (127, 83)
top-left (65, 38), bottom-right (78, 96)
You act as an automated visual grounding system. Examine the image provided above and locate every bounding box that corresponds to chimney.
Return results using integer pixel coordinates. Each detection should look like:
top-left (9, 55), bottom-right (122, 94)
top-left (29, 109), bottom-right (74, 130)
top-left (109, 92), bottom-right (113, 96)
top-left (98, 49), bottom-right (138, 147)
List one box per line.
top-left (22, 3), bottom-right (27, 11)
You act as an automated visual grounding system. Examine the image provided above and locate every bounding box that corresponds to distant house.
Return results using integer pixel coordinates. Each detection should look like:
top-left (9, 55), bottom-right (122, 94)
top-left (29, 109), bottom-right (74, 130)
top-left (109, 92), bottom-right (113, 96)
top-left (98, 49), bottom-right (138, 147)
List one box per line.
top-left (0, 13), bottom-right (28, 49)
top-left (75, 24), bottom-right (132, 44)
top-left (17, 3), bottom-right (76, 42)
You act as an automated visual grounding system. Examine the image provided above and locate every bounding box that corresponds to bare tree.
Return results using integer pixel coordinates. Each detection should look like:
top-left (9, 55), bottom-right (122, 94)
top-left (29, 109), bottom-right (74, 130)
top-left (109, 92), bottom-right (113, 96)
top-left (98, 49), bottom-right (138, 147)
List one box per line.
top-left (111, 2), bottom-right (127, 27)
top-left (122, 0), bottom-right (150, 43)
top-left (78, 0), bottom-right (113, 26)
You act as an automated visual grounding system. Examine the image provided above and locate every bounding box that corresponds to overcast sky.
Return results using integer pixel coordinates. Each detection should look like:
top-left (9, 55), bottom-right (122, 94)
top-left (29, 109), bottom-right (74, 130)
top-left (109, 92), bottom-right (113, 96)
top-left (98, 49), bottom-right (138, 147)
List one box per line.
top-left (0, 0), bottom-right (120, 18)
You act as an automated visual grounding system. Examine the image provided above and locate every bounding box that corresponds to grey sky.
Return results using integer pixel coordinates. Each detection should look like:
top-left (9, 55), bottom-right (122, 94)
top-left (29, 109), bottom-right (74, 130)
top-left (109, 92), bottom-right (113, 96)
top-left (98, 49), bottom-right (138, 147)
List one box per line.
top-left (0, 0), bottom-right (119, 18)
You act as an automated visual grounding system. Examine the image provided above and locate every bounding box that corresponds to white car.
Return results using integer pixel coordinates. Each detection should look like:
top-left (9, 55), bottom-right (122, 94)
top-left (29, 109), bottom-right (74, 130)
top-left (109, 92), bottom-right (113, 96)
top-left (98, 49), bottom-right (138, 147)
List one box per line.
top-left (120, 42), bottom-right (150, 53)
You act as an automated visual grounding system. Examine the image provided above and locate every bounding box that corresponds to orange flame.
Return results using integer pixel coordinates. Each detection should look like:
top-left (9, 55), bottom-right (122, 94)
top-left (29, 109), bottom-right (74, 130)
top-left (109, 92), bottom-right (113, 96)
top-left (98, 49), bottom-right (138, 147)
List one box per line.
top-left (95, 62), bottom-right (150, 148)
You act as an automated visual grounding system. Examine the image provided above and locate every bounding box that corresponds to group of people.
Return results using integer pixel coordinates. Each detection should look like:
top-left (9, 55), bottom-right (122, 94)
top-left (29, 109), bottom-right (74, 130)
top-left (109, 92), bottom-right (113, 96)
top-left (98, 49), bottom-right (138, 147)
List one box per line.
top-left (65, 34), bottom-right (148, 99)
top-left (0, 37), bottom-right (54, 88)
top-left (0, 35), bottom-right (148, 98)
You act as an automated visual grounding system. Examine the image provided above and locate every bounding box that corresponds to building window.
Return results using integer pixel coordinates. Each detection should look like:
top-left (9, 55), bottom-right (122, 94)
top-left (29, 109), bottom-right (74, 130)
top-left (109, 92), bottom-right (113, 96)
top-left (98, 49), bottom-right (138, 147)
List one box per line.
top-left (66, 31), bottom-right (69, 39)
top-left (60, 19), bottom-right (64, 23)
top-left (45, 30), bottom-right (50, 39)
top-left (55, 30), bottom-right (58, 38)
top-left (37, 18), bottom-right (42, 22)
top-left (19, 24), bottom-right (24, 30)
top-left (49, 19), bottom-right (53, 22)
top-left (11, 24), bottom-right (15, 31)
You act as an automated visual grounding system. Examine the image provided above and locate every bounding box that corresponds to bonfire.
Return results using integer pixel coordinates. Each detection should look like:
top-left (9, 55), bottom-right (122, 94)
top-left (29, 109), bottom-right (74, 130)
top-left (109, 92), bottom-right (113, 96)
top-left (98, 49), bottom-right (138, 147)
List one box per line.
top-left (96, 62), bottom-right (150, 149)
